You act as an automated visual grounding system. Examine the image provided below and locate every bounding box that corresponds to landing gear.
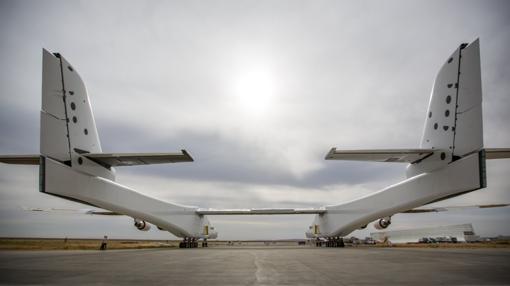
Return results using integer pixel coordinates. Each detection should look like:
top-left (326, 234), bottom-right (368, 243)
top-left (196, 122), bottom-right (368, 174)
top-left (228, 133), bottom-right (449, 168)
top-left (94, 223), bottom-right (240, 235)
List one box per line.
top-left (315, 237), bottom-right (344, 247)
top-left (178, 238), bottom-right (186, 248)
top-left (179, 237), bottom-right (208, 248)
top-left (338, 237), bottom-right (345, 248)
top-left (179, 237), bottom-right (199, 248)
top-left (332, 237), bottom-right (344, 247)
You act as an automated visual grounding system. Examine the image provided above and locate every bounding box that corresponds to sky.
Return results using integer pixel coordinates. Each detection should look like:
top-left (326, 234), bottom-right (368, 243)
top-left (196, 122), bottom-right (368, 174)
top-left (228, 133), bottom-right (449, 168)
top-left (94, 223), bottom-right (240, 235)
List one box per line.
top-left (0, 0), bottom-right (509, 240)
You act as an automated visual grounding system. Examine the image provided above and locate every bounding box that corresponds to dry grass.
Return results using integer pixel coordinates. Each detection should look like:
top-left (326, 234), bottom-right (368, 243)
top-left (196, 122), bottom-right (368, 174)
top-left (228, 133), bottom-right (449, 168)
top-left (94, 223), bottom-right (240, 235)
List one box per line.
top-left (2, 238), bottom-right (509, 250)
top-left (371, 241), bottom-right (510, 249)
top-left (0, 238), bottom-right (180, 250)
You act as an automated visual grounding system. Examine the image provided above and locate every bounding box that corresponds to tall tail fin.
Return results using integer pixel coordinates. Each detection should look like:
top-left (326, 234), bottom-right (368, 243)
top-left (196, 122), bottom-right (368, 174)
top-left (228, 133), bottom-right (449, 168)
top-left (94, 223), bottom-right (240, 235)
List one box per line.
top-left (420, 39), bottom-right (483, 159)
top-left (405, 39), bottom-right (484, 178)
top-left (41, 49), bottom-right (113, 180)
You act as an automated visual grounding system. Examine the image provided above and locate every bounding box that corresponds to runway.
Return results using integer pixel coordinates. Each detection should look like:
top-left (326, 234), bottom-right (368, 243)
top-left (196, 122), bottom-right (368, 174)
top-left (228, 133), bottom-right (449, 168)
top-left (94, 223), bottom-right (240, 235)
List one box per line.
top-left (1, 247), bottom-right (510, 285)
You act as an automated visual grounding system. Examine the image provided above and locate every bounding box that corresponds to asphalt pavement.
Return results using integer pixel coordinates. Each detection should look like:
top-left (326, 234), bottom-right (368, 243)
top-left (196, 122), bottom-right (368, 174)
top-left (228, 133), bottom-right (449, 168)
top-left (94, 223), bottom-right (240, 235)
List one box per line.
top-left (1, 247), bottom-right (509, 285)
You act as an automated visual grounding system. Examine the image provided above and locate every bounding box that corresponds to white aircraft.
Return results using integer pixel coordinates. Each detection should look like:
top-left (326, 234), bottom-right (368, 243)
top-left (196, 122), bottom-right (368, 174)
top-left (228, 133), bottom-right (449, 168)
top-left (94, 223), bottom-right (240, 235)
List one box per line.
top-left (1, 39), bottom-right (509, 247)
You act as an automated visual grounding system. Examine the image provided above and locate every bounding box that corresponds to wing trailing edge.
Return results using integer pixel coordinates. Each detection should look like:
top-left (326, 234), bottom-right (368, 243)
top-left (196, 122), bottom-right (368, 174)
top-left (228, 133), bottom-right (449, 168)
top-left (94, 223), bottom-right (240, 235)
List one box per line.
top-left (21, 206), bottom-right (121, 215)
top-left (75, 149), bottom-right (193, 167)
top-left (196, 208), bottom-right (327, 215)
top-left (325, 148), bottom-right (434, 163)
top-left (403, 203), bottom-right (510, 213)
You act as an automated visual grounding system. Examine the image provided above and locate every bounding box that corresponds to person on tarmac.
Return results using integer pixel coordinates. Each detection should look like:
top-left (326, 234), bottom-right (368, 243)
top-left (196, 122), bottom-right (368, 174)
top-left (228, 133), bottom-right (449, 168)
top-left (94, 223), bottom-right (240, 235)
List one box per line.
top-left (100, 235), bottom-right (108, 250)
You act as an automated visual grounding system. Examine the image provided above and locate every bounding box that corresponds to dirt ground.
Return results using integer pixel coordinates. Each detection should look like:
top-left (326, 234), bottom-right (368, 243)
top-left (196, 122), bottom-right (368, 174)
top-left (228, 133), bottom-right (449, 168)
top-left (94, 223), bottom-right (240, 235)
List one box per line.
top-left (0, 238), bottom-right (179, 250)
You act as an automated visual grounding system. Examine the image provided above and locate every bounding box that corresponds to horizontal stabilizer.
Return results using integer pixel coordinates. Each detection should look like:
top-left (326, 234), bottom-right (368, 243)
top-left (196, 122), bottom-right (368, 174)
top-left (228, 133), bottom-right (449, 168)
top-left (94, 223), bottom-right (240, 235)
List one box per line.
top-left (0, 155), bottom-right (39, 165)
top-left (196, 208), bottom-right (327, 215)
top-left (325, 148), bottom-right (434, 163)
top-left (80, 150), bottom-right (194, 167)
top-left (486, 148), bottom-right (510, 160)
top-left (403, 203), bottom-right (510, 213)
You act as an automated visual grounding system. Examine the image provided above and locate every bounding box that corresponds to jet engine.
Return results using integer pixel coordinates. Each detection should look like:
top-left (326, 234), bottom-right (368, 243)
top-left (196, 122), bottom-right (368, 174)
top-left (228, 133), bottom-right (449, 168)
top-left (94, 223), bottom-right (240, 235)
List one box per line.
top-left (374, 216), bottom-right (391, 230)
top-left (134, 219), bottom-right (151, 231)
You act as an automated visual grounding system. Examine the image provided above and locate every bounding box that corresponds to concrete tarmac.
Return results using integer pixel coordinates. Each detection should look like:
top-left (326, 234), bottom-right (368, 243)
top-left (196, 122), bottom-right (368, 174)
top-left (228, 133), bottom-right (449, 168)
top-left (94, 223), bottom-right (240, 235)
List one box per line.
top-left (1, 247), bottom-right (510, 285)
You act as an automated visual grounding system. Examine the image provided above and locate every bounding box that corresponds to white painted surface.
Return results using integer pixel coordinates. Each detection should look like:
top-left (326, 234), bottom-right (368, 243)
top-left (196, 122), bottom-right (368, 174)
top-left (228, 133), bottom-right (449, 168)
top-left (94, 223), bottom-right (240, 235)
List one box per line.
top-left (40, 111), bottom-right (70, 162)
top-left (44, 157), bottom-right (214, 239)
top-left (41, 49), bottom-right (65, 119)
top-left (313, 153), bottom-right (482, 237)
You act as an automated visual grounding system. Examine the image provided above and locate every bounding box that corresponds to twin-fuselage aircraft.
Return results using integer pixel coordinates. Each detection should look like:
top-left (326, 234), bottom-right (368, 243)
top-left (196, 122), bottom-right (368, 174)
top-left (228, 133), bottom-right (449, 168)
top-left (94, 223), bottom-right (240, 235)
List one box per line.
top-left (1, 39), bottom-right (509, 247)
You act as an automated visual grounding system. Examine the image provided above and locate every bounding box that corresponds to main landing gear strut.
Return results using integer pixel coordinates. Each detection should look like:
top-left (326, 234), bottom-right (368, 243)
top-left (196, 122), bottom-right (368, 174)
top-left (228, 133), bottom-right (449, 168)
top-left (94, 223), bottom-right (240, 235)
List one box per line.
top-left (179, 237), bottom-right (198, 248)
top-left (316, 237), bottom-right (344, 248)
top-left (179, 238), bottom-right (208, 248)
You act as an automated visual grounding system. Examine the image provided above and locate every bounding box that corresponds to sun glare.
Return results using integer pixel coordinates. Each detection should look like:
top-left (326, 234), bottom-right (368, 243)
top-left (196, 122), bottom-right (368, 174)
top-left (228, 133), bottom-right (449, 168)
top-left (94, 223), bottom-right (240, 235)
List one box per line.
top-left (231, 68), bottom-right (277, 115)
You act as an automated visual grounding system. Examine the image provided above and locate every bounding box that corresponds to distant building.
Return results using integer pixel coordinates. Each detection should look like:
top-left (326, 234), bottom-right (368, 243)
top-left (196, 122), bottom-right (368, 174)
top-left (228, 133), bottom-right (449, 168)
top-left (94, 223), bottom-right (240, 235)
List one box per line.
top-left (370, 223), bottom-right (478, 243)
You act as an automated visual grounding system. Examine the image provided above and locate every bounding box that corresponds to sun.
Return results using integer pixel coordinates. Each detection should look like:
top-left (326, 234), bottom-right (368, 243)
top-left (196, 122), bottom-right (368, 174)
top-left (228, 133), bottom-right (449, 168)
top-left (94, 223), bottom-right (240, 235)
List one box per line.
top-left (231, 68), bottom-right (277, 116)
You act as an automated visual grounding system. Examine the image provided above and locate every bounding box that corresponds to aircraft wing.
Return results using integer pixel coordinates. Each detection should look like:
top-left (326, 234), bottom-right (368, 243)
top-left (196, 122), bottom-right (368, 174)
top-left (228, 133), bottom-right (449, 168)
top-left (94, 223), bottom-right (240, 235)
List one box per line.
top-left (196, 208), bottom-right (327, 215)
top-left (25, 203), bottom-right (508, 216)
top-left (0, 155), bottom-right (40, 165)
top-left (325, 148), bottom-right (434, 163)
top-left (21, 207), bottom-right (122, 215)
top-left (78, 149), bottom-right (193, 167)
top-left (402, 203), bottom-right (510, 213)
top-left (486, 148), bottom-right (510, 159)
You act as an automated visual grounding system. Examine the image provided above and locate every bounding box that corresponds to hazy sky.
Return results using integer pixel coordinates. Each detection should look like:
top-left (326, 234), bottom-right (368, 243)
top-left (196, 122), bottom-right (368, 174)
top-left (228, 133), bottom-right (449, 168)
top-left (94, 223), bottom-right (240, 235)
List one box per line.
top-left (0, 0), bottom-right (509, 240)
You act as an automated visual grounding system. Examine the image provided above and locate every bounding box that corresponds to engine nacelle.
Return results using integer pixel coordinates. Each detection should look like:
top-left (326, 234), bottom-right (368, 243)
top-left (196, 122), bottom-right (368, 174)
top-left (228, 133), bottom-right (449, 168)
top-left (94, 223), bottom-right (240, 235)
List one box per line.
top-left (134, 219), bottom-right (151, 231)
top-left (374, 217), bottom-right (391, 230)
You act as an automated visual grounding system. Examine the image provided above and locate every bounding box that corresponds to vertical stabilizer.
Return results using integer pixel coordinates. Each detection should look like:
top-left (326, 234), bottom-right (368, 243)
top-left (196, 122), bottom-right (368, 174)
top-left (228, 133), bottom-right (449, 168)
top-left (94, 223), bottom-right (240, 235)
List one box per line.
top-left (419, 39), bottom-right (483, 164)
top-left (40, 49), bottom-right (114, 180)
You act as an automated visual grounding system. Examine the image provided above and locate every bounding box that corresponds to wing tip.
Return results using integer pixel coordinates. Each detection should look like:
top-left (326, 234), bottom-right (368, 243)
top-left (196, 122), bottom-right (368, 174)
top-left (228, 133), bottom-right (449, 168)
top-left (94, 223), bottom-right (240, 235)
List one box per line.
top-left (325, 147), bottom-right (337, 160)
top-left (181, 149), bottom-right (194, 162)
